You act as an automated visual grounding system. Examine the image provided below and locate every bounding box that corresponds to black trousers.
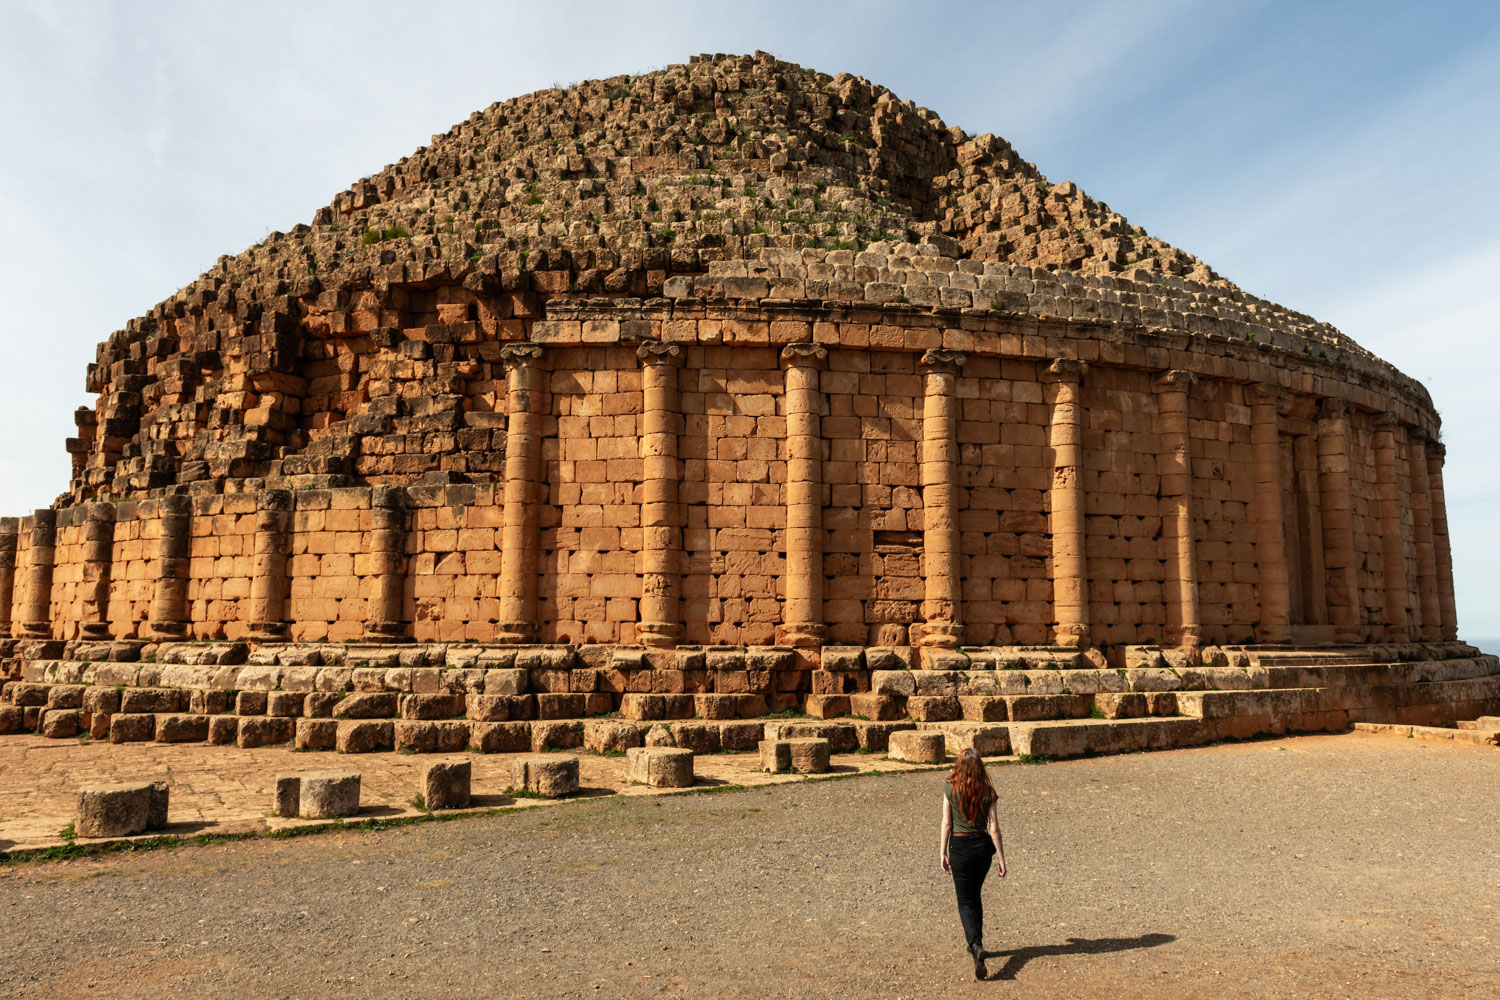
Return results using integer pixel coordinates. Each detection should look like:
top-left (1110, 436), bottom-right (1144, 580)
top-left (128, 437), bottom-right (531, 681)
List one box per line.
top-left (949, 834), bottom-right (995, 949)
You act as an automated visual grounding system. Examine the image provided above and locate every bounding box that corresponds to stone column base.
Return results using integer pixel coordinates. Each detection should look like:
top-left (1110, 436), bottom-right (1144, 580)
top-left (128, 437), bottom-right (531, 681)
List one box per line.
top-left (362, 621), bottom-right (411, 644)
top-left (246, 620), bottom-right (290, 641)
top-left (14, 622), bottom-right (51, 640)
top-left (146, 621), bottom-right (190, 640)
top-left (910, 621), bottom-right (964, 649)
top-left (79, 622), bottom-right (113, 641)
top-left (493, 621), bottom-right (537, 644)
top-left (775, 623), bottom-right (827, 648)
top-left (637, 621), bottom-right (682, 649)
top-left (1053, 624), bottom-right (1091, 649)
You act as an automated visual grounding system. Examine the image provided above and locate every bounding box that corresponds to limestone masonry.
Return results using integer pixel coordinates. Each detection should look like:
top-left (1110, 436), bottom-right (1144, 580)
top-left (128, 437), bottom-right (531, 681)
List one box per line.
top-left (2, 53), bottom-right (1494, 764)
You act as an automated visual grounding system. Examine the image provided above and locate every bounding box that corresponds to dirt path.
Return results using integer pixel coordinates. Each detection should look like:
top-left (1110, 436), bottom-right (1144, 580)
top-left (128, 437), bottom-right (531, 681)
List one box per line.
top-left (2, 732), bottom-right (1497, 999)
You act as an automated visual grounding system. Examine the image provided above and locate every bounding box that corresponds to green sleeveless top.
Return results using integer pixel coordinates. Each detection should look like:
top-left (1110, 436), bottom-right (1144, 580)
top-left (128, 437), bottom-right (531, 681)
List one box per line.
top-left (944, 783), bottom-right (992, 836)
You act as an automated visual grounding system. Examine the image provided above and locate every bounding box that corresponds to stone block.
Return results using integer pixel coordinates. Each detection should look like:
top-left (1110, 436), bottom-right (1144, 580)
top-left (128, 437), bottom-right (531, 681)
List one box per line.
top-left (207, 715), bottom-right (239, 744)
top-left (423, 759), bottom-right (472, 809)
top-left (803, 694), bottom-right (849, 719)
top-left (46, 685), bottom-right (85, 709)
top-left (155, 714), bottom-right (209, 742)
top-left (274, 776), bottom-right (300, 818)
top-left (267, 691), bottom-right (304, 717)
top-left (907, 695), bottom-right (960, 722)
top-left (1097, 692), bottom-right (1148, 719)
top-left (924, 722), bottom-right (1011, 757)
top-left (787, 738), bottom-right (831, 773)
top-left (530, 720), bottom-right (583, 752)
top-left (670, 721), bottom-right (721, 754)
top-left (235, 691), bottom-right (268, 716)
top-left (41, 708), bottom-right (80, 739)
top-left (304, 692), bottom-right (344, 717)
top-left (848, 693), bottom-right (904, 721)
top-left (645, 723), bottom-right (676, 747)
top-left (336, 720), bottom-right (394, 754)
top-left (719, 720), bottom-right (766, 752)
top-left (83, 687), bottom-right (122, 715)
top-left (2, 704), bottom-right (28, 733)
top-left (471, 721), bottom-right (531, 753)
top-left (781, 722), bottom-right (858, 754)
top-left (296, 718), bottom-right (339, 750)
top-left (483, 668), bottom-right (529, 695)
top-left (400, 693), bottom-right (465, 720)
top-left (870, 670), bottom-right (915, 697)
top-left (238, 716), bottom-right (295, 748)
top-left (759, 739), bottom-right (792, 773)
top-left (888, 730), bottom-right (946, 763)
top-left (109, 713), bottom-right (156, 743)
top-left (394, 720), bottom-right (470, 753)
top-left (510, 755), bottom-right (579, 798)
top-left (692, 693), bottom-right (741, 720)
top-left (76, 781), bottom-right (169, 838)
top-left (626, 746), bottom-right (694, 788)
top-left (959, 696), bottom-right (1009, 722)
top-left (536, 692), bottom-right (586, 719)
top-left (332, 692), bottom-right (398, 718)
top-left (188, 689), bottom-right (230, 715)
top-left (583, 719), bottom-right (643, 754)
top-left (121, 688), bottom-right (183, 714)
top-left (1148, 692), bottom-right (1179, 716)
top-left (854, 720), bottom-right (917, 752)
top-left (465, 693), bottom-right (533, 722)
top-left (297, 772), bottom-right (362, 819)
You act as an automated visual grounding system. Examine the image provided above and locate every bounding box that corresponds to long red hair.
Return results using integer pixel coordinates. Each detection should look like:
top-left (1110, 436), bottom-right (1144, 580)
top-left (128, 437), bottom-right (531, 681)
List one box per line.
top-left (947, 748), bottom-right (997, 827)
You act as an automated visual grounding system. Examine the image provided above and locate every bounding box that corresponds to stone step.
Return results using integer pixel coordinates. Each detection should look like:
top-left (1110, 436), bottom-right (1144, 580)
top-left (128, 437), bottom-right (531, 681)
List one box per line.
top-left (1353, 722), bottom-right (1499, 746)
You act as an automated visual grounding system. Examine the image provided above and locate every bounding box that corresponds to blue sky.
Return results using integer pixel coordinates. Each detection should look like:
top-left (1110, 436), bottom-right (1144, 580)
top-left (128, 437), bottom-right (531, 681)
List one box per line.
top-left (1, 0), bottom-right (1496, 639)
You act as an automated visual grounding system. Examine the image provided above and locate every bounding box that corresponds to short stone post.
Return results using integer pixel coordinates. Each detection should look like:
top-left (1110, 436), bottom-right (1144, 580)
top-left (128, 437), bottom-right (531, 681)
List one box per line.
top-left (246, 489), bottom-right (293, 640)
top-left (423, 759), bottom-right (472, 809)
top-left (777, 343), bottom-right (828, 647)
top-left (637, 342), bottom-right (685, 648)
top-left (496, 343), bottom-right (546, 644)
top-left (16, 509), bottom-right (57, 639)
top-left (914, 349), bottom-right (966, 650)
top-left (79, 503), bottom-right (116, 641)
top-left (362, 486), bottom-right (409, 642)
top-left (1042, 359), bottom-right (1090, 649)
top-left (146, 494), bottom-right (192, 639)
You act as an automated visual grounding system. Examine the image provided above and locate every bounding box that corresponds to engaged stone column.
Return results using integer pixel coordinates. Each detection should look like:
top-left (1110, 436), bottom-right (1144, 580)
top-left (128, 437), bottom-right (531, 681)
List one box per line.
top-left (1372, 414), bottom-right (1409, 642)
top-left (637, 343), bottom-right (685, 648)
top-left (0, 519), bottom-right (17, 639)
top-left (1316, 400), bottom-right (1362, 643)
top-left (362, 486), bottom-right (409, 643)
top-left (777, 343), bottom-right (827, 647)
top-left (17, 509), bottom-right (57, 639)
top-left (1042, 359), bottom-right (1089, 649)
top-left (496, 343), bottom-right (546, 644)
top-left (246, 489), bottom-right (293, 640)
top-left (147, 495), bottom-right (191, 639)
top-left (79, 503), bottom-right (116, 641)
top-left (1425, 442), bottom-right (1458, 641)
top-left (1249, 385), bottom-right (1291, 644)
top-left (913, 349), bottom-right (966, 649)
top-left (1155, 370), bottom-right (1201, 652)
top-left (1405, 429), bottom-right (1441, 642)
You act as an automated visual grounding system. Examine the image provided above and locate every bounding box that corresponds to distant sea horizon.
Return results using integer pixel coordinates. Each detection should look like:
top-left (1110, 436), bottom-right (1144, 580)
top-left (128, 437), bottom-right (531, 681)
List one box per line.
top-left (1468, 636), bottom-right (1500, 657)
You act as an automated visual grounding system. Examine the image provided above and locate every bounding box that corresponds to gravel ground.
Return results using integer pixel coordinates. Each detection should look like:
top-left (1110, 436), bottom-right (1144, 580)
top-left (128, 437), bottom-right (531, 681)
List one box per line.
top-left (1, 732), bottom-right (1496, 999)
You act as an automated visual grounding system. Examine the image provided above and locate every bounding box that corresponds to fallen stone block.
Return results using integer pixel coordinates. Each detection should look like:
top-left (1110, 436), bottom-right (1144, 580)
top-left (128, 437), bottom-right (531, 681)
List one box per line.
top-left (295, 718), bottom-right (338, 750)
top-left (109, 713), bottom-right (157, 744)
top-left (423, 759), bottom-right (472, 809)
top-left (759, 739), bottom-right (792, 773)
top-left (787, 737), bottom-right (831, 773)
top-left (76, 781), bottom-right (168, 838)
top-left (470, 721), bottom-right (531, 753)
top-left (888, 730), bottom-right (946, 763)
top-left (853, 720), bottom-right (916, 752)
top-left (510, 755), bottom-right (579, 798)
top-left (626, 746), bottom-right (695, 788)
top-left (297, 772), bottom-right (361, 819)
top-left (207, 715), bottom-right (239, 744)
top-left (155, 714), bottom-right (209, 743)
top-left (41, 708), bottom-right (80, 739)
top-left (583, 719), bottom-right (643, 754)
top-left (336, 720), bottom-right (394, 754)
top-left (394, 720), bottom-right (470, 754)
top-left (238, 716), bottom-right (295, 748)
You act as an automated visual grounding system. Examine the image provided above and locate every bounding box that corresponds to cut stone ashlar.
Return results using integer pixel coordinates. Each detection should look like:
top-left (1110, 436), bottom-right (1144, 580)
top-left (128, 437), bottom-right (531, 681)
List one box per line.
top-left (75, 781), bottom-right (169, 838)
top-left (626, 746), bottom-right (694, 788)
top-left (423, 759), bottom-right (472, 810)
top-left (758, 737), bottom-right (830, 774)
top-left (274, 771), bottom-right (361, 819)
top-left (887, 730), bottom-right (947, 764)
top-left (510, 754), bottom-right (579, 798)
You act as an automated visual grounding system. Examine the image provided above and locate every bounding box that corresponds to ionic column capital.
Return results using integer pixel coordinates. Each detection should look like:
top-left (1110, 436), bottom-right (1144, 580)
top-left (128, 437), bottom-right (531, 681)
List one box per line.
top-left (1153, 369), bottom-right (1197, 391)
top-left (779, 343), bottom-right (828, 369)
top-left (636, 342), bottom-right (683, 366)
top-left (500, 343), bottom-right (546, 369)
top-left (1042, 358), bottom-right (1087, 382)
top-left (919, 349), bottom-right (967, 374)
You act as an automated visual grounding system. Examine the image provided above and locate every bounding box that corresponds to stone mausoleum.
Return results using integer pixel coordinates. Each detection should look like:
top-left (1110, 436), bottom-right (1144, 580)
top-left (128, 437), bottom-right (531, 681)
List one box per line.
top-left (1, 54), bottom-right (1494, 760)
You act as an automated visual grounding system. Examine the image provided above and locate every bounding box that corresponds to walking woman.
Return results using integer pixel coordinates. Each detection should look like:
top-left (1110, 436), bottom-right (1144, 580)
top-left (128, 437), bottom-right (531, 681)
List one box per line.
top-left (939, 748), bottom-right (1007, 980)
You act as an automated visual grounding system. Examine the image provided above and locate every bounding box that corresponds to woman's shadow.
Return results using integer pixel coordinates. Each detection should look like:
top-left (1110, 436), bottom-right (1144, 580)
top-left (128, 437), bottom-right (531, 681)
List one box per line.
top-left (985, 932), bottom-right (1175, 981)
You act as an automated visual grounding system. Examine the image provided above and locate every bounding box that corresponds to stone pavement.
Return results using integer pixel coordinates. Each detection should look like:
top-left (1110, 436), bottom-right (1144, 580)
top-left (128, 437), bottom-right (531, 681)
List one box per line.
top-left (0, 734), bottom-right (941, 852)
